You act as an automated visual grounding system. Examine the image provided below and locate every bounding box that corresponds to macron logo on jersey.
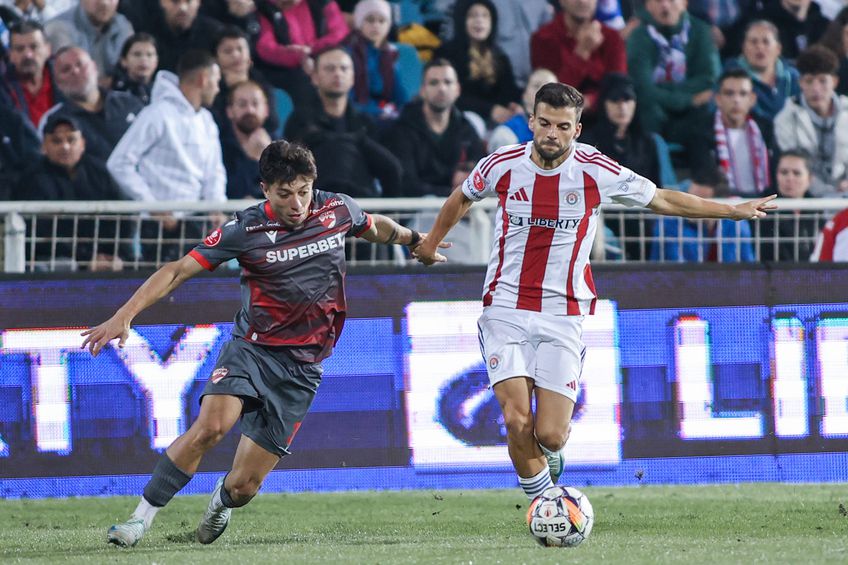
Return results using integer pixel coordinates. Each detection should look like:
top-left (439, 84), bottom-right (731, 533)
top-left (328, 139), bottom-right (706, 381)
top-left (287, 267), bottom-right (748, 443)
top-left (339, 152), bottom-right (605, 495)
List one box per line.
top-left (265, 232), bottom-right (345, 263)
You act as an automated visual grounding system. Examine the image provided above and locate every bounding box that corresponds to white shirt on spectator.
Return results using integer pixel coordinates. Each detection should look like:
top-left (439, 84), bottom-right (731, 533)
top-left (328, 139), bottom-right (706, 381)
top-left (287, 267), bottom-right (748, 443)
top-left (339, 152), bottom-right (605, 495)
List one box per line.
top-left (107, 71), bottom-right (227, 204)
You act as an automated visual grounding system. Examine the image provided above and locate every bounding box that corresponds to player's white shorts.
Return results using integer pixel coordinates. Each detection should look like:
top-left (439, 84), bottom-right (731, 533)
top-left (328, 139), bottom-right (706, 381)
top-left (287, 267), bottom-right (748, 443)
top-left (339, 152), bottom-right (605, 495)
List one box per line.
top-left (477, 306), bottom-right (585, 402)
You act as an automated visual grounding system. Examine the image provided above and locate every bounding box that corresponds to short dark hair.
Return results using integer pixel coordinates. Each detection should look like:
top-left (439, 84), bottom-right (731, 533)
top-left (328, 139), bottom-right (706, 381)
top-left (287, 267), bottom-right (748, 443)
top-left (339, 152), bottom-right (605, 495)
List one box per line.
top-left (423, 57), bottom-right (455, 78)
top-left (259, 141), bottom-right (317, 185)
top-left (177, 49), bottom-right (217, 80)
top-left (214, 25), bottom-right (249, 53)
top-left (691, 166), bottom-right (730, 197)
top-left (227, 80), bottom-right (268, 107)
top-left (120, 32), bottom-right (157, 59)
top-left (9, 19), bottom-right (45, 39)
top-left (777, 149), bottom-right (813, 172)
top-left (313, 45), bottom-right (350, 66)
top-left (718, 68), bottom-right (752, 88)
top-left (533, 82), bottom-right (585, 120)
top-left (796, 45), bottom-right (839, 76)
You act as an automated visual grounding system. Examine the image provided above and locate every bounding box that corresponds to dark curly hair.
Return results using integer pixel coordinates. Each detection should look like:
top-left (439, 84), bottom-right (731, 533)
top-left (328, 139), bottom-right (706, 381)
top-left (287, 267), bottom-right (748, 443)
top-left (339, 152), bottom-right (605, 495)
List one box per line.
top-left (259, 140), bottom-right (317, 186)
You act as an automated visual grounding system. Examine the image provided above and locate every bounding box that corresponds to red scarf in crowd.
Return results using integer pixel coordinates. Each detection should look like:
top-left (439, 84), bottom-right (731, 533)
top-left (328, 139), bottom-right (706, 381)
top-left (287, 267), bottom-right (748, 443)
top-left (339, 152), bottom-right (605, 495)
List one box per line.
top-left (714, 110), bottom-right (770, 194)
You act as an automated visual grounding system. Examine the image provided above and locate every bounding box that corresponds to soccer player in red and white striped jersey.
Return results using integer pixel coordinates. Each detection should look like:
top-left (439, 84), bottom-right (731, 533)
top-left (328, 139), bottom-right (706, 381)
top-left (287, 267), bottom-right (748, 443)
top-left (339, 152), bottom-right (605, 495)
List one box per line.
top-left (415, 82), bottom-right (777, 501)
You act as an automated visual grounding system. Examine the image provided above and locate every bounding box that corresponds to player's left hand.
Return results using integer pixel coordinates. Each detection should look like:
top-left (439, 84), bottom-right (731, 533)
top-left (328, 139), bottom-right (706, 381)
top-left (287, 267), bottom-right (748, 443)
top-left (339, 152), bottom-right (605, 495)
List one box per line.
top-left (730, 194), bottom-right (778, 220)
top-left (412, 235), bottom-right (452, 265)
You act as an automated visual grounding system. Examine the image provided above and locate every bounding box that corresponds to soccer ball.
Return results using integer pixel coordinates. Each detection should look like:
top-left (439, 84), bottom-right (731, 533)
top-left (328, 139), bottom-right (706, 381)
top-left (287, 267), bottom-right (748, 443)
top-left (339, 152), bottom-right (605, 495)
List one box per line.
top-left (526, 486), bottom-right (594, 547)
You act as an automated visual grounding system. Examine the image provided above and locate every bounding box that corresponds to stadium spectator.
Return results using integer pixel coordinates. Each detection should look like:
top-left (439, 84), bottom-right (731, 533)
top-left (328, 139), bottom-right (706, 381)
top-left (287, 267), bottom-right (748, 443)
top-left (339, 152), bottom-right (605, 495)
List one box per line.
top-left (724, 20), bottom-right (801, 122)
top-left (490, 0), bottom-right (552, 88)
top-left (16, 114), bottom-right (127, 270)
top-left (201, 0), bottom-right (261, 45)
top-left (0, 102), bottom-right (40, 196)
top-left (687, 0), bottom-right (756, 57)
top-left (434, 0), bottom-right (521, 126)
top-left (650, 167), bottom-right (756, 262)
top-left (341, 0), bottom-right (409, 121)
top-left (116, 0), bottom-right (160, 32)
top-left (107, 49), bottom-right (227, 262)
top-left (626, 0), bottom-right (719, 167)
top-left (0, 0), bottom-right (76, 23)
top-left (811, 207), bottom-right (848, 260)
top-left (819, 6), bottom-right (848, 96)
top-left (702, 69), bottom-right (774, 197)
top-left (760, 149), bottom-right (821, 261)
top-left (45, 0), bottom-right (134, 77)
top-left (40, 46), bottom-right (144, 162)
top-left (531, 0), bottom-right (627, 114)
top-left (382, 58), bottom-right (486, 197)
top-left (1, 20), bottom-right (60, 128)
top-left (285, 47), bottom-right (402, 197)
top-left (488, 67), bottom-right (556, 151)
top-left (581, 72), bottom-right (665, 261)
top-left (148, 0), bottom-right (223, 72)
top-left (775, 45), bottom-right (848, 198)
top-left (110, 32), bottom-right (158, 104)
top-left (254, 0), bottom-right (349, 107)
top-left (212, 26), bottom-right (280, 136)
top-left (753, 0), bottom-right (829, 62)
top-left (221, 80), bottom-right (270, 199)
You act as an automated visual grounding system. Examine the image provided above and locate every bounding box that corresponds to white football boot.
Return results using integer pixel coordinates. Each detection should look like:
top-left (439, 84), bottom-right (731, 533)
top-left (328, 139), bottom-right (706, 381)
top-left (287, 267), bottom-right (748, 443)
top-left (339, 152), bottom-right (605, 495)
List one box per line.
top-left (196, 476), bottom-right (232, 544)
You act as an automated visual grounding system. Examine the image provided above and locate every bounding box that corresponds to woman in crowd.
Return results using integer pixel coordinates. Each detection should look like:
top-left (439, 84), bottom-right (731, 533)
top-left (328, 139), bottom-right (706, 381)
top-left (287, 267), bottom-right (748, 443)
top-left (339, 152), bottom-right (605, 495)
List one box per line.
top-left (342, 0), bottom-right (408, 121)
top-left (110, 33), bottom-right (158, 105)
top-left (724, 20), bottom-right (800, 122)
top-left (433, 0), bottom-right (520, 126)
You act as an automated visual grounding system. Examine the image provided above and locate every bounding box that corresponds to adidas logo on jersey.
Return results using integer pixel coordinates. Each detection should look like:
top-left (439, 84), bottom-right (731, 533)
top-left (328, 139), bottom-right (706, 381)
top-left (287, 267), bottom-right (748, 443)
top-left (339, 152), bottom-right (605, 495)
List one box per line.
top-left (508, 187), bottom-right (529, 201)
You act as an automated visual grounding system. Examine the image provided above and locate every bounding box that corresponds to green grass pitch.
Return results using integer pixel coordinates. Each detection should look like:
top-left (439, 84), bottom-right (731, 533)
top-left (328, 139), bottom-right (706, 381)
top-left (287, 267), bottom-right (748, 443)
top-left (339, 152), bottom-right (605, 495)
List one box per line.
top-left (1, 483), bottom-right (847, 564)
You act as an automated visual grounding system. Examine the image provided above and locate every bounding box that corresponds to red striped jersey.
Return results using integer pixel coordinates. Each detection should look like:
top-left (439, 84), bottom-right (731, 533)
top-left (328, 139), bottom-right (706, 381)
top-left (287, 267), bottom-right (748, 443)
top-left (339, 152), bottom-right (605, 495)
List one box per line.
top-left (811, 209), bottom-right (848, 261)
top-left (189, 191), bottom-right (372, 362)
top-left (462, 142), bottom-right (657, 315)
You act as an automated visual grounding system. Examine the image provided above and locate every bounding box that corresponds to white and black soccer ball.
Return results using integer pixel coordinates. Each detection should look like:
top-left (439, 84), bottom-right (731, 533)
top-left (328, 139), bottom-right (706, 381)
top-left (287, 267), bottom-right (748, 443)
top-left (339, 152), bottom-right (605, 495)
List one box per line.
top-left (526, 486), bottom-right (594, 547)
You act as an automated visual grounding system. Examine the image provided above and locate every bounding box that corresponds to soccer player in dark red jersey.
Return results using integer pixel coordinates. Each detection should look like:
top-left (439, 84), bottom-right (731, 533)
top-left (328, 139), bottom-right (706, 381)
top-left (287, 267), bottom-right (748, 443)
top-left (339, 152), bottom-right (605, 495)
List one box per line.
top-left (81, 140), bottom-right (445, 547)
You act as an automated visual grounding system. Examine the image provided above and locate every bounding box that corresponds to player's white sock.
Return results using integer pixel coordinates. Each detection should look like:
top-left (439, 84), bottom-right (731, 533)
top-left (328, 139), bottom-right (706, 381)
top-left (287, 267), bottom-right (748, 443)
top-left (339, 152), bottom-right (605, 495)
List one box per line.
top-left (518, 465), bottom-right (554, 500)
top-left (131, 496), bottom-right (161, 530)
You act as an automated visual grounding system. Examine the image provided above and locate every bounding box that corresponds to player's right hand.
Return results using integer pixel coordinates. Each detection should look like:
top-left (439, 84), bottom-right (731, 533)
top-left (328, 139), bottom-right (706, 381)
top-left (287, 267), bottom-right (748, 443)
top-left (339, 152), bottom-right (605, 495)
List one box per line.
top-left (80, 316), bottom-right (130, 357)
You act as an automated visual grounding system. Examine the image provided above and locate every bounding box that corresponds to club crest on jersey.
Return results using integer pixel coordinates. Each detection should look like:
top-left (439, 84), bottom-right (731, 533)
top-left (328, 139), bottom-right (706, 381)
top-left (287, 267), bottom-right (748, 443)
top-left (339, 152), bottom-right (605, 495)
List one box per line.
top-left (319, 210), bottom-right (337, 228)
top-left (473, 171), bottom-right (485, 190)
top-left (488, 355), bottom-right (500, 371)
top-left (211, 367), bottom-right (229, 383)
top-left (204, 228), bottom-right (222, 247)
top-left (565, 192), bottom-right (580, 205)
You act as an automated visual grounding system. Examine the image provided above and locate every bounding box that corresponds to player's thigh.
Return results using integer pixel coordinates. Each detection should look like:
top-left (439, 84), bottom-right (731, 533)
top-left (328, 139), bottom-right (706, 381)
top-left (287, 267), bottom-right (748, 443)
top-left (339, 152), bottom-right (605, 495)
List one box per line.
top-left (492, 376), bottom-right (535, 430)
top-left (534, 388), bottom-right (575, 442)
top-left (478, 306), bottom-right (535, 390)
top-left (192, 394), bottom-right (244, 435)
top-left (229, 433), bottom-right (281, 485)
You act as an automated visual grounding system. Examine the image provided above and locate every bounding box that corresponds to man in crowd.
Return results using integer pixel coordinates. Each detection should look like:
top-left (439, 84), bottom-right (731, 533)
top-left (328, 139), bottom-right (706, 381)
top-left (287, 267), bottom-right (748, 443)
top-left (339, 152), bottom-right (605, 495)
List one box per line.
top-left (147, 0), bottom-right (222, 71)
top-left (285, 47), bottom-right (402, 198)
top-left (383, 58), bottom-right (485, 197)
top-left (1, 20), bottom-right (61, 127)
top-left (775, 45), bottom-right (848, 197)
top-left (39, 46), bottom-right (143, 161)
top-left (221, 80), bottom-right (271, 199)
top-left (107, 49), bottom-right (227, 262)
top-left (45, 0), bottom-right (134, 76)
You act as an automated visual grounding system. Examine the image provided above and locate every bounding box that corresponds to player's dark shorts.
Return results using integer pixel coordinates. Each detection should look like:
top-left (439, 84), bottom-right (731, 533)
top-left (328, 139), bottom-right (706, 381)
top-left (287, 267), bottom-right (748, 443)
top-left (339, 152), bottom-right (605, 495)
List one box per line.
top-left (200, 338), bottom-right (323, 457)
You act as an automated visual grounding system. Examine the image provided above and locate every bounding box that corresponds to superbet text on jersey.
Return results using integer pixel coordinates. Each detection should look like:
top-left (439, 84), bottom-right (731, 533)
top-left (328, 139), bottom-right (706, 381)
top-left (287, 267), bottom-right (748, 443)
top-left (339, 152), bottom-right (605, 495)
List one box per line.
top-left (463, 142), bottom-right (657, 315)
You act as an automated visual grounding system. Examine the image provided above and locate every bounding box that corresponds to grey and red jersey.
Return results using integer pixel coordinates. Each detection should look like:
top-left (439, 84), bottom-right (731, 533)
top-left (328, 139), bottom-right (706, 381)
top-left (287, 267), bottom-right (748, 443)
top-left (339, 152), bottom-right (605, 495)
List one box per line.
top-left (189, 190), bottom-right (372, 363)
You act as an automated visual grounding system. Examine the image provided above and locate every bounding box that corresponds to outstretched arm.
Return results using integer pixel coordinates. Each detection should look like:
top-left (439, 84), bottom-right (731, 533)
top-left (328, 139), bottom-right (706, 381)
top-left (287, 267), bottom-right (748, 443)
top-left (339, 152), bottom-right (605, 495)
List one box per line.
top-left (80, 254), bottom-right (206, 356)
top-left (360, 214), bottom-right (422, 246)
top-left (647, 188), bottom-right (778, 220)
top-left (414, 188), bottom-right (473, 265)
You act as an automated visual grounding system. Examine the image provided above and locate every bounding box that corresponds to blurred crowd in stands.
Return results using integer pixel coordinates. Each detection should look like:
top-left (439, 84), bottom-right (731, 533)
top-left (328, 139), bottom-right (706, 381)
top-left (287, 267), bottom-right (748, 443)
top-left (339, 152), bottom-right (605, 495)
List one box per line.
top-left (2, 0), bottom-right (848, 265)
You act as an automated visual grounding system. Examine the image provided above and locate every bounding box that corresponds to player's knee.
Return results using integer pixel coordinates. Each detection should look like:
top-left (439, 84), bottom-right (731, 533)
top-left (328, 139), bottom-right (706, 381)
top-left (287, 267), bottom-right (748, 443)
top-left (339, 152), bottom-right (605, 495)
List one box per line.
top-left (190, 421), bottom-right (229, 450)
top-left (227, 476), bottom-right (262, 506)
top-left (536, 425), bottom-right (569, 452)
top-left (502, 407), bottom-right (535, 440)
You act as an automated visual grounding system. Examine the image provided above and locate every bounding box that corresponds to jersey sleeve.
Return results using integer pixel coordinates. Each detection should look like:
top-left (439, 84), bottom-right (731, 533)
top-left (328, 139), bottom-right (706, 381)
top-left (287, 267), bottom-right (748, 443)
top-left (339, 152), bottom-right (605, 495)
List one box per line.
top-left (597, 164), bottom-right (658, 208)
top-left (461, 154), bottom-right (500, 201)
top-left (338, 193), bottom-right (373, 237)
top-left (188, 219), bottom-right (244, 271)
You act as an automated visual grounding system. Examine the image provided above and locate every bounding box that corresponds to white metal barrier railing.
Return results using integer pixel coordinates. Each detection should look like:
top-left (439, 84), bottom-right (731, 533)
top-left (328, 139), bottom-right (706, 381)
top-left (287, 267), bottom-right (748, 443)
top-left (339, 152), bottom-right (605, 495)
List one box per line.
top-left (0, 198), bottom-right (845, 272)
